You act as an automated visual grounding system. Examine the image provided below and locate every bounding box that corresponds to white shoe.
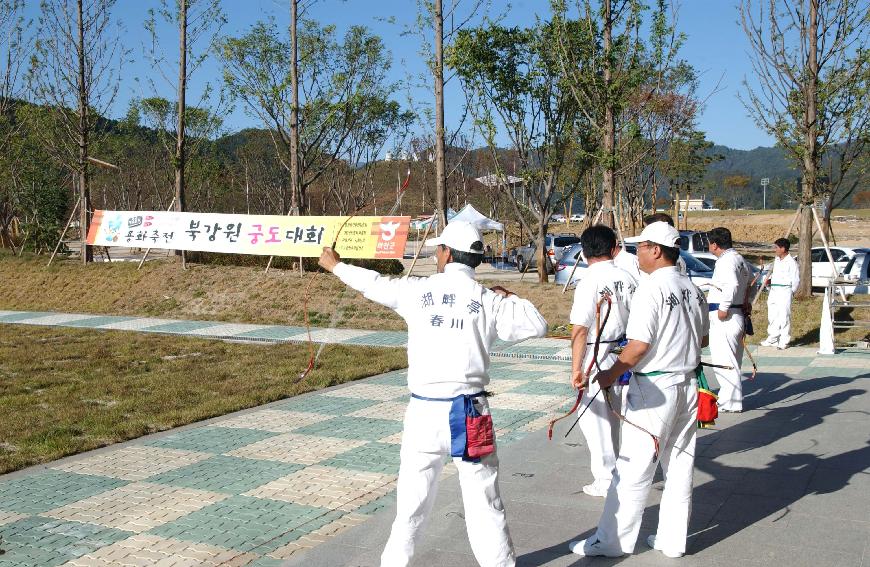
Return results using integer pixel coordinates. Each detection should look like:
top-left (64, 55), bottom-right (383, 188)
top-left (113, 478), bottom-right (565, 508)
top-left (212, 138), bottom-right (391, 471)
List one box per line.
top-left (777, 343), bottom-right (788, 350)
top-left (646, 535), bottom-right (685, 558)
top-left (582, 482), bottom-right (609, 497)
top-left (760, 338), bottom-right (778, 347)
top-left (568, 538), bottom-right (623, 557)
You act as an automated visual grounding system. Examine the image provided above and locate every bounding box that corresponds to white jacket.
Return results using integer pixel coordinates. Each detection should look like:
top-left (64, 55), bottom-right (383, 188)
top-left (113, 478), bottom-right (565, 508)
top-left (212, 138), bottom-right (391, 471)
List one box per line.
top-left (769, 254), bottom-right (799, 293)
top-left (709, 249), bottom-right (752, 311)
top-left (333, 262), bottom-right (548, 397)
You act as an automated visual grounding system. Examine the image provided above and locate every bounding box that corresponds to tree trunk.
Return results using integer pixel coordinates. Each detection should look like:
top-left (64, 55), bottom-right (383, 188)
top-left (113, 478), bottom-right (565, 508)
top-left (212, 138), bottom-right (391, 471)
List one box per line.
top-left (796, 0), bottom-right (819, 299)
top-left (76, 0), bottom-right (91, 263)
top-left (434, 0), bottom-right (448, 229)
top-left (289, 0), bottom-right (301, 215)
top-left (174, 0), bottom-right (187, 260)
top-left (537, 216), bottom-right (548, 283)
top-left (600, 0), bottom-right (615, 228)
top-left (823, 193), bottom-right (834, 243)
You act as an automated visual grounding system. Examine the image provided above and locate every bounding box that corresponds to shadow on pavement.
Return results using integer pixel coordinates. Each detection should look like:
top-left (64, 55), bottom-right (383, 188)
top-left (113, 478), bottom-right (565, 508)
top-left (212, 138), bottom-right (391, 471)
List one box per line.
top-left (516, 370), bottom-right (869, 566)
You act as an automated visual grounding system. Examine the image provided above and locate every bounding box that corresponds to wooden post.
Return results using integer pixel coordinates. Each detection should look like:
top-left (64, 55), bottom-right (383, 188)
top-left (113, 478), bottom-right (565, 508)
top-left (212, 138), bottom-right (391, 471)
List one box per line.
top-left (406, 215), bottom-right (435, 277)
top-left (138, 197), bottom-right (177, 270)
top-left (48, 196), bottom-right (81, 267)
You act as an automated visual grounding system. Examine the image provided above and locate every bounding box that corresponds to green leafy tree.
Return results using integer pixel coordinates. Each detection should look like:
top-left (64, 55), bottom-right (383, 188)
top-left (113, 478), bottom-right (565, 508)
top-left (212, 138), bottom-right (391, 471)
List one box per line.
top-left (221, 20), bottom-right (404, 214)
top-left (449, 21), bottom-right (584, 282)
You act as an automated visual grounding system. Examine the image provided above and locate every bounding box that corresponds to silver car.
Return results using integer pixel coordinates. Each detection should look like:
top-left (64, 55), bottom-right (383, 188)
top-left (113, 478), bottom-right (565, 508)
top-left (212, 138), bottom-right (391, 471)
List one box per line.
top-left (554, 244), bottom-right (715, 288)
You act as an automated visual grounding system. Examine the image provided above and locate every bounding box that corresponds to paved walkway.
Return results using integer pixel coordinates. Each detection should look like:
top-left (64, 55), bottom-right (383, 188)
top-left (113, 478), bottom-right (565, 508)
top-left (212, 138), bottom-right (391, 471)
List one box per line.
top-left (0, 310), bottom-right (572, 361)
top-left (1, 312), bottom-right (868, 566)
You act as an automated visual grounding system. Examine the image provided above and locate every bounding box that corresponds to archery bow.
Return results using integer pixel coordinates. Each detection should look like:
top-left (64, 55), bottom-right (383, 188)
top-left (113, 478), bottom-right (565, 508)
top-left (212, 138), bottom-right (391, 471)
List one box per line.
top-left (298, 172), bottom-right (414, 382)
top-left (548, 295), bottom-right (612, 440)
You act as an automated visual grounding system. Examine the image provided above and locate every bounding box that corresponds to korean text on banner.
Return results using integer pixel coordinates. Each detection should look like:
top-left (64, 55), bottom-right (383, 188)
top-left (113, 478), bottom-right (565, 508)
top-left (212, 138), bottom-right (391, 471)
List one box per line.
top-left (86, 211), bottom-right (411, 259)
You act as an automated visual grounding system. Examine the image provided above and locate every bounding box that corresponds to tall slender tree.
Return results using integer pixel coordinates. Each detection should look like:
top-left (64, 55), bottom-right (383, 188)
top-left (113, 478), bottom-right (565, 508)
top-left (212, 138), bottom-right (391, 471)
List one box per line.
top-left (740, 0), bottom-right (869, 297)
top-left (552, 0), bottom-right (687, 227)
top-left (144, 0), bottom-right (225, 217)
top-left (29, 0), bottom-right (125, 263)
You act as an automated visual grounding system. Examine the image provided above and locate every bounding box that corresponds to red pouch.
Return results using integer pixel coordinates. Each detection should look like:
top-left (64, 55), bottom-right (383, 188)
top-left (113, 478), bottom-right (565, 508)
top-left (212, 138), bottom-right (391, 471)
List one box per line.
top-left (697, 388), bottom-right (718, 428)
top-left (466, 413), bottom-right (495, 458)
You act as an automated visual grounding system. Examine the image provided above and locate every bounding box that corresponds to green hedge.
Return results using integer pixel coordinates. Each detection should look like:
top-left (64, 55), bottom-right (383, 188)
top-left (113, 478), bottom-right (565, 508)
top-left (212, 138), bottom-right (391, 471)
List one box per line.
top-left (184, 251), bottom-right (404, 275)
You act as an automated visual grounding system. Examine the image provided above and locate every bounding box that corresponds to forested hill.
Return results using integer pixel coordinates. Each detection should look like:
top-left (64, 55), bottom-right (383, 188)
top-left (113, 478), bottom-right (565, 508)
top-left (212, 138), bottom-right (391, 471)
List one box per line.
top-left (706, 145), bottom-right (797, 179)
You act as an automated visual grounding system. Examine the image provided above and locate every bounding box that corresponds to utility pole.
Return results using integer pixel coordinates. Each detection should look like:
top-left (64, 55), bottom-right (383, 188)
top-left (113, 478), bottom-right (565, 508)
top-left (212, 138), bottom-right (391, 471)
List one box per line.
top-left (761, 177), bottom-right (769, 210)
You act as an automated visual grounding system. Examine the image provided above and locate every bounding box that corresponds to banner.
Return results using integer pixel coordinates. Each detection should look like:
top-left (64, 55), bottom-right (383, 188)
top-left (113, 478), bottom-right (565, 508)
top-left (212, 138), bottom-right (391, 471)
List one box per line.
top-left (87, 210), bottom-right (411, 259)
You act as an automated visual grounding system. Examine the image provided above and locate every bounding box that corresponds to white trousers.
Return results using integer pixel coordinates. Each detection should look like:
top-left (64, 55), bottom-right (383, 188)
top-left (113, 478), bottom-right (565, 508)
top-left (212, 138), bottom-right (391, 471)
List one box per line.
top-left (579, 350), bottom-right (621, 486)
top-left (709, 312), bottom-right (745, 412)
top-left (766, 287), bottom-right (793, 347)
top-left (381, 396), bottom-right (515, 567)
top-left (593, 375), bottom-right (698, 554)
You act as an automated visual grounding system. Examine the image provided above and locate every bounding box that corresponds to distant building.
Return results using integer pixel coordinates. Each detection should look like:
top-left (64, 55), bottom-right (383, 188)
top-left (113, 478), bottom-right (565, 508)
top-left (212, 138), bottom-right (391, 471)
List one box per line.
top-left (675, 197), bottom-right (713, 212)
top-left (384, 151), bottom-right (393, 161)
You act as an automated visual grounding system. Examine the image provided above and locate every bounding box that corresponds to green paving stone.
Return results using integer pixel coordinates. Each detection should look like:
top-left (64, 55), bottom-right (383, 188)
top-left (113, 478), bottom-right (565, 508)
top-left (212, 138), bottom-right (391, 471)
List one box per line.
top-left (294, 416), bottom-right (403, 441)
top-left (488, 369), bottom-right (553, 381)
top-left (366, 370), bottom-right (410, 386)
top-left (0, 311), bottom-right (54, 322)
top-left (318, 442), bottom-right (401, 474)
top-left (0, 470), bottom-right (127, 514)
top-left (144, 320), bottom-right (220, 333)
top-left (147, 455), bottom-right (303, 494)
top-left (344, 332), bottom-right (408, 347)
top-left (354, 491), bottom-right (396, 516)
top-left (499, 346), bottom-right (568, 356)
top-left (273, 394), bottom-right (380, 415)
top-left (145, 426), bottom-right (276, 454)
top-left (235, 326), bottom-right (308, 340)
top-left (0, 516), bottom-right (130, 567)
top-left (510, 380), bottom-right (574, 396)
top-left (245, 558), bottom-right (287, 567)
top-left (767, 356), bottom-right (815, 367)
top-left (62, 315), bottom-right (136, 328)
top-left (491, 408), bottom-right (546, 432)
top-left (800, 366), bottom-right (867, 378)
top-left (149, 495), bottom-right (337, 554)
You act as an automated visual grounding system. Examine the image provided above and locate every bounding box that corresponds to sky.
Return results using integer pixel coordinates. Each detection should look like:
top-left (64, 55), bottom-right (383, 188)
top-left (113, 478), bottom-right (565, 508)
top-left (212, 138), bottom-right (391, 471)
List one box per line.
top-left (21, 0), bottom-right (776, 151)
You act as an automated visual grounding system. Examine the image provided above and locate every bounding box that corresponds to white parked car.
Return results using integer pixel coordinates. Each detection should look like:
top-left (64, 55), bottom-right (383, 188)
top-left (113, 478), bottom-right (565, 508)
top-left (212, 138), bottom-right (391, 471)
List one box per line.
top-left (569, 213), bottom-right (585, 222)
top-left (808, 246), bottom-right (856, 288)
top-left (550, 213), bottom-right (567, 223)
top-left (838, 249), bottom-right (869, 295)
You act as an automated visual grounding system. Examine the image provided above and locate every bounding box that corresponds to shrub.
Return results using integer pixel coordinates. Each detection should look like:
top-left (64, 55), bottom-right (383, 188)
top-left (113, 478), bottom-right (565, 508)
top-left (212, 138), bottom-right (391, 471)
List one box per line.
top-left (185, 252), bottom-right (404, 275)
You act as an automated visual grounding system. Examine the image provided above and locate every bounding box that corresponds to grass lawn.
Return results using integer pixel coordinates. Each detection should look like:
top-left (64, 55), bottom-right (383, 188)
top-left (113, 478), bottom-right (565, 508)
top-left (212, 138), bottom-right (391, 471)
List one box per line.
top-left (0, 325), bottom-right (407, 474)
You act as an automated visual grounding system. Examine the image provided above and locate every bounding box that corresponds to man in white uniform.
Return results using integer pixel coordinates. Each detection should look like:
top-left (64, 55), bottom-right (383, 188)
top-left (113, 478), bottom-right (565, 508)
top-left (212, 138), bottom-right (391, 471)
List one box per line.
top-left (613, 214), bottom-right (685, 280)
top-left (643, 213), bottom-right (687, 274)
top-left (570, 225), bottom-right (637, 497)
top-left (318, 221), bottom-right (547, 567)
top-left (707, 227), bottom-right (752, 413)
top-left (761, 238), bottom-right (799, 349)
top-left (568, 222), bottom-right (709, 559)
top-left (614, 243), bottom-right (641, 280)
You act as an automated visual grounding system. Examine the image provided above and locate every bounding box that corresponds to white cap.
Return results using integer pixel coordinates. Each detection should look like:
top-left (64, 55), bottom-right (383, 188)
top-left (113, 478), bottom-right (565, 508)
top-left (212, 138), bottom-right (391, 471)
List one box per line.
top-left (425, 221), bottom-right (484, 254)
top-left (625, 221), bottom-right (680, 248)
